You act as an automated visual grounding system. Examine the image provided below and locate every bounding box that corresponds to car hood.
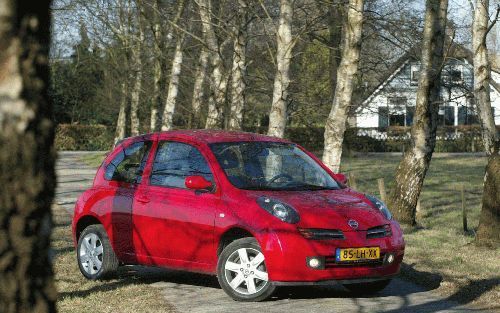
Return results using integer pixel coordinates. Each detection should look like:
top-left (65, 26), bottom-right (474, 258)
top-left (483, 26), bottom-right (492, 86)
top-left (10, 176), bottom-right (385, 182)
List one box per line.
top-left (252, 189), bottom-right (388, 231)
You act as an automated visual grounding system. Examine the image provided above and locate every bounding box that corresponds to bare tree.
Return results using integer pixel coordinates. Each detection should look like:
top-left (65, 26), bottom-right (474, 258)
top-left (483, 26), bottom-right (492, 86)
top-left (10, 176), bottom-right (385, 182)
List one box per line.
top-left (150, 0), bottom-right (163, 132)
top-left (228, 1), bottom-right (249, 130)
top-left (190, 46), bottom-right (209, 128)
top-left (322, 0), bottom-right (364, 172)
top-left (388, 0), bottom-right (448, 225)
top-left (472, 0), bottom-right (499, 246)
top-left (130, 0), bottom-right (145, 136)
top-left (198, 0), bottom-right (228, 129)
top-left (115, 81), bottom-right (128, 143)
top-left (161, 34), bottom-right (185, 130)
top-left (0, 1), bottom-right (57, 312)
top-left (268, 0), bottom-right (294, 138)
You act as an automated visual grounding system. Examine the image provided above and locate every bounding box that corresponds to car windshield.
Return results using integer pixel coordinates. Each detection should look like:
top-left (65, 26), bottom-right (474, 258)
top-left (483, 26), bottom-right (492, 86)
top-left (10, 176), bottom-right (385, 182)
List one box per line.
top-left (210, 142), bottom-right (340, 191)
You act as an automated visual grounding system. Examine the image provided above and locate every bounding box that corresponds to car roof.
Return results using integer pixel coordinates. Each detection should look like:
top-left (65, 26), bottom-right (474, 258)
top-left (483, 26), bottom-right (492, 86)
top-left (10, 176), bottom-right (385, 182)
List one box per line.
top-left (123, 130), bottom-right (292, 145)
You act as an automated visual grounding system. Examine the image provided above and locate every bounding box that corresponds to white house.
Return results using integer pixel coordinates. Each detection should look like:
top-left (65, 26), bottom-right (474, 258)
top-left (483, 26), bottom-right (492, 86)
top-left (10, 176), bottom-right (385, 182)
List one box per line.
top-left (355, 44), bottom-right (500, 131)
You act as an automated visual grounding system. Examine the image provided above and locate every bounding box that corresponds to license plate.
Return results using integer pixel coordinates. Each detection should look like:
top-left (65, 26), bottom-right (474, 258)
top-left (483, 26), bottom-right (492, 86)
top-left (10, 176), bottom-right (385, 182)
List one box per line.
top-left (335, 247), bottom-right (380, 262)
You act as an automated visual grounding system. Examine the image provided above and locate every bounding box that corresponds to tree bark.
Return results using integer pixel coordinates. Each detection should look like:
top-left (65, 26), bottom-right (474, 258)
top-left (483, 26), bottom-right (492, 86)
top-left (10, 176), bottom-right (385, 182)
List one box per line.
top-left (322, 0), bottom-right (363, 172)
top-left (228, 1), bottom-right (248, 131)
top-left (161, 35), bottom-right (184, 131)
top-left (388, 0), bottom-right (448, 225)
top-left (0, 1), bottom-right (57, 312)
top-left (199, 0), bottom-right (227, 129)
top-left (472, 0), bottom-right (499, 246)
top-left (150, 0), bottom-right (163, 132)
top-left (328, 1), bottom-right (343, 100)
top-left (268, 0), bottom-right (294, 138)
top-left (191, 46), bottom-right (209, 128)
top-left (472, 0), bottom-right (497, 156)
top-left (130, 1), bottom-right (144, 136)
top-left (114, 81), bottom-right (128, 143)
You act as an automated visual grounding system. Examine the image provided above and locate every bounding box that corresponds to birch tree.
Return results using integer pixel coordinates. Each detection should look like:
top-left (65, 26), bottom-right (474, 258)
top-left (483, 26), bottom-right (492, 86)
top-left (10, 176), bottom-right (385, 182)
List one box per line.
top-left (130, 0), bottom-right (145, 136)
top-left (150, 0), bottom-right (163, 132)
top-left (268, 0), bottom-right (294, 138)
top-left (388, 0), bottom-right (448, 225)
top-left (0, 0), bottom-right (57, 312)
top-left (161, 35), bottom-right (185, 130)
top-left (190, 46), bottom-right (209, 128)
top-left (228, 1), bottom-right (248, 130)
top-left (198, 0), bottom-right (228, 129)
top-left (472, 0), bottom-right (499, 246)
top-left (322, 0), bottom-right (363, 172)
top-left (115, 82), bottom-right (128, 143)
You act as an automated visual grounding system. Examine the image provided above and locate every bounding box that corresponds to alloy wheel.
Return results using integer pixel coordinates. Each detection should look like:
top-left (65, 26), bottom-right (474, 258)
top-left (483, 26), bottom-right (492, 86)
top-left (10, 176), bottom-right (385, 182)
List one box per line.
top-left (79, 233), bottom-right (104, 275)
top-left (224, 247), bottom-right (269, 295)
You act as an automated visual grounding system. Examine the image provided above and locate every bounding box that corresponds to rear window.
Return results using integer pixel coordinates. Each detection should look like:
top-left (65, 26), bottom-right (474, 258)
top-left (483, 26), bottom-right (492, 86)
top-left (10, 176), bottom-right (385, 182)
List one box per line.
top-left (105, 141), bottom-right (152, 183)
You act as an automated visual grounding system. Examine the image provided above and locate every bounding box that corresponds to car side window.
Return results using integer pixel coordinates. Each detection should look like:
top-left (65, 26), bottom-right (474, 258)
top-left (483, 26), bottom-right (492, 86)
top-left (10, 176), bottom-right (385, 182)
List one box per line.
top-left (150, 141), bottom-right (213, 188)
top-left (105, 141), bottom-right (152, 184)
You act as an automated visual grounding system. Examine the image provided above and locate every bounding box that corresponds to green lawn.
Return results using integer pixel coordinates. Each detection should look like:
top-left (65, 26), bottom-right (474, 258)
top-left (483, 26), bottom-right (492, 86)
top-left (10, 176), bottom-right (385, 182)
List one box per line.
top-left (80, 152), bottom-right (499, 308)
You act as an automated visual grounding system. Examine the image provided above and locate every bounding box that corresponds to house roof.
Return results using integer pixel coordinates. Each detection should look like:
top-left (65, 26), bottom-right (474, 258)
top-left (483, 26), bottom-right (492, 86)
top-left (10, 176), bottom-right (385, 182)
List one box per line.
top-left (360, 41), bottom-right (499, 107)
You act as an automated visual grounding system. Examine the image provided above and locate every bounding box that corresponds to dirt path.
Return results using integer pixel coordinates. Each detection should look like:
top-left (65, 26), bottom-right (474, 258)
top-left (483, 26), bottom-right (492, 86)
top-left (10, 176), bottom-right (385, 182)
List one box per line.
top-left (55, 151), bottom-right (490, 313)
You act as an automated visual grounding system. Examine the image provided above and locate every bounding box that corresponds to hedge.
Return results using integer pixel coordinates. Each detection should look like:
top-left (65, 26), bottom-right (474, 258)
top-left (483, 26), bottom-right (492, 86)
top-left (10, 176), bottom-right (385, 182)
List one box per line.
top-left (55, 124), bottom-right (492, 153)
top-left (55, 124), bottom-right (114, 151)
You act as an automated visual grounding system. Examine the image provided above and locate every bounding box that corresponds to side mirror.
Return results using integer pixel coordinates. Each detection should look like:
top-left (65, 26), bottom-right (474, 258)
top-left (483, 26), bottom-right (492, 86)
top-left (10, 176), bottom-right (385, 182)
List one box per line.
top-left (185, 175), bottom-right (213, 191)
top-left (333, 173), bottom-right (348, 185)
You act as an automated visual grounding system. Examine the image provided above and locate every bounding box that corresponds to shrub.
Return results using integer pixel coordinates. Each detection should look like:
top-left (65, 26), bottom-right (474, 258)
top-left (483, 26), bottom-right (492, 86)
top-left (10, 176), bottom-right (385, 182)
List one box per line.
top-left (55, 124), bottom-right (114, 151)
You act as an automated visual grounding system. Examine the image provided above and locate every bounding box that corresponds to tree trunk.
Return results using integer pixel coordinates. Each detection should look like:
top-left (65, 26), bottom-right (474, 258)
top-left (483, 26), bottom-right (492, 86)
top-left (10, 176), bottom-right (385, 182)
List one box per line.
top-left (191, 46), bottom-right (209, 128)
top-left (228, 1), bottom-right (248, 131)
top-left (472, 0), bottom-right (497, 156)
top-left (268, 0), bottom-right (294, 138)
top-left (199, 0), bottom-right (227, 129)
top-left (476, 155), bottom-right (500, 246)
top-left (472, 0), bottom-right (499, 246)
top-left (150, 0), bottom-right (163, 132)
top-left (115, 82), bottom-right (128, 143)
top-left (130, 2), bottom-right (144, 136)
top-left (322, 0), bottom-right (363, 172)
top-left (388, 0), bottom-right (448, 225)
top-left (161, 35), bottom-right (184, 131)
top-left (328, 2), bottom-right (343, 100)
top-left (0, 1), bottom-right (57, 312)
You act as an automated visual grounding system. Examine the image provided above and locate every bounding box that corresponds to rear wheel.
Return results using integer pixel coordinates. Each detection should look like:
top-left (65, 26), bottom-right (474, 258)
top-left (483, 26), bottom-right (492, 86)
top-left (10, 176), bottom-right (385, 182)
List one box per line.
top-left (77, 224), bottom-right (119, 280)
top-left (217, 237), bottom-right (275, 301)
top-left (343, 279), bottom-right (391, 295)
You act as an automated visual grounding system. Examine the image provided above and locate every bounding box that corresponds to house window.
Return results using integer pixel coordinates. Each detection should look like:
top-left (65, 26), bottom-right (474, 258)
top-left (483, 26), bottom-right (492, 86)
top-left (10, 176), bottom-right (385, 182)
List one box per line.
top-left (447, 65), bottom-right (463, 84)
top-left (410, 64), bottom-right (420, 85)
top-left (378, 107), bottom-right (389, 128)
top-left (388, 97), bottom-right (407, 126)
top-left (406, 106), bottom-right (415, 126)
top-left (438, 106), bottom-right (455, 126)
top-left (458, 106), bottom-right (478, 125)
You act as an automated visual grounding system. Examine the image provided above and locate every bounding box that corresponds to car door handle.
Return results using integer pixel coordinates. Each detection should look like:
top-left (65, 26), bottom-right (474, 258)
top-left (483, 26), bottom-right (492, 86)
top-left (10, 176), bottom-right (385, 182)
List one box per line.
top-left (136, 196), bottom-right (150, 203)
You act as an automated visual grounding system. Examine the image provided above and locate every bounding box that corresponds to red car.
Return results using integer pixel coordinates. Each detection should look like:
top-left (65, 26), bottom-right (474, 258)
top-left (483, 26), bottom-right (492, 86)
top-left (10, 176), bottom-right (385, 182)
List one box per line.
top-left (72, 130), bottom-right (405, 301)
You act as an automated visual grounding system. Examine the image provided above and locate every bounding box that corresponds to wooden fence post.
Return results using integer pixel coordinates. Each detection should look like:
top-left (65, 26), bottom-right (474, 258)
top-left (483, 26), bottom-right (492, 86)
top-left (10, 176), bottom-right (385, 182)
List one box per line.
top-left (377, 178), bottom-right (387, 202)
top-left (461, 184), bottom-right (467, 232)
top-left (348, 172), bottom-right (357, 190)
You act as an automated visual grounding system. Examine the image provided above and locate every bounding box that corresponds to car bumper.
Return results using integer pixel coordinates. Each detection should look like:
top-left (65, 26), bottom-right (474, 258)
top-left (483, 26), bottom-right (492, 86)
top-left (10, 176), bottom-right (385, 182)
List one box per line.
top-left (260, 223), bottom-right (405, 283)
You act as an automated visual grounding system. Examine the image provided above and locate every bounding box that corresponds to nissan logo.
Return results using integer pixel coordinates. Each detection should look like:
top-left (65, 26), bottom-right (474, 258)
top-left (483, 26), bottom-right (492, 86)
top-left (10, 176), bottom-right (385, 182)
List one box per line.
top-left (348, 219), bottom-right (359, 229)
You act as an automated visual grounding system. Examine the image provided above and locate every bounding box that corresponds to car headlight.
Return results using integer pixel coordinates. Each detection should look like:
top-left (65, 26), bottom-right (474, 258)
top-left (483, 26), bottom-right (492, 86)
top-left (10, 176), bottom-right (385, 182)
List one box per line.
top-left (256, 196), bottom-right (300, 224)
top-left (366, 194), bottom-right (392, 220)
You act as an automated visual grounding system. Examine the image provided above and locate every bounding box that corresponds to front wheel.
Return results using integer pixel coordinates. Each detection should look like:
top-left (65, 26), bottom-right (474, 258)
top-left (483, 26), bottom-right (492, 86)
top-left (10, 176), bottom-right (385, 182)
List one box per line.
top-left (217, 237), bottom-right (276, 301)
top-left (343, 279), bottom-right (391, 295)
top-left (77, 224), bottom-right (119, 280)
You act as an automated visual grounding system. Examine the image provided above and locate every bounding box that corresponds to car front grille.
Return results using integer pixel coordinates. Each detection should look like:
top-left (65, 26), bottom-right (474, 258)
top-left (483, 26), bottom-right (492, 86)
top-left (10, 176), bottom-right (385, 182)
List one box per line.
top-left (366, 225), bottom-right (392, 239)
top-left (324, 255), bottom-right (385, 268)
top-left (298, 228), bottom-right (345, 240)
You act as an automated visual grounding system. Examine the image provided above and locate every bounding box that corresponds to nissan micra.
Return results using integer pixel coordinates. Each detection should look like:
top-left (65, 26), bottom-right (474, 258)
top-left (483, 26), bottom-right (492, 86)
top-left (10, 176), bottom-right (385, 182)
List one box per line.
top-left (72, 130), bottom-right (405, 301)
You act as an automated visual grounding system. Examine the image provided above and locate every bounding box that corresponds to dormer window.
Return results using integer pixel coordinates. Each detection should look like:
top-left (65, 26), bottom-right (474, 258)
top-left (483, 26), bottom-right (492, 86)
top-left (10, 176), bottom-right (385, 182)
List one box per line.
top-left (410, 64), bottom-right (420, 85)
top-left (449, 65), bottom-right (463, 83)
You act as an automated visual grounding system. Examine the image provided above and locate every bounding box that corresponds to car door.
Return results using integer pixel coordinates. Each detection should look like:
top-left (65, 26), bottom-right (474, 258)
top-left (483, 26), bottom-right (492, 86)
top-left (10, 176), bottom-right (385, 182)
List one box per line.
top-left (132, 140), bottom-right (219, 271)
top-left (102, 139), bottom-right (153, 262)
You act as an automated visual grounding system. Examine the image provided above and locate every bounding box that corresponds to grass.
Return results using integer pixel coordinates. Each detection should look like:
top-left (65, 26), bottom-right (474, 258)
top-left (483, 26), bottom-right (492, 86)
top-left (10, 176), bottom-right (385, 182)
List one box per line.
top-left (52, 204), bottom-right (175, 313)
top-left (79, 152), bottom-right (499, 309)
top-left (340, 153), bottom-right (499, 309)
top-left (80, 152), bottom-right (107, 168)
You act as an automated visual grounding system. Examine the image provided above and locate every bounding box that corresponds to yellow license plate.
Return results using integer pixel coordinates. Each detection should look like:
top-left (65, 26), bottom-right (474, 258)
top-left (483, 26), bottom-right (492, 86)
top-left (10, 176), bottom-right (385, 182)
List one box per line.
top-left (336, 247), bottom-right (380, 261)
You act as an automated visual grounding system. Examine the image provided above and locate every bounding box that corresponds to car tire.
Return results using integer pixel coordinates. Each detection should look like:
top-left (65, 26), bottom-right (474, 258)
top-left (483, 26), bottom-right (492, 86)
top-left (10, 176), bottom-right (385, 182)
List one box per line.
top-left (343, 279), bottom-right (391, 295)
top-left (77, 224), bottom-right (119, 280)
top-left (217, 237), bottom-right (276, 301)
